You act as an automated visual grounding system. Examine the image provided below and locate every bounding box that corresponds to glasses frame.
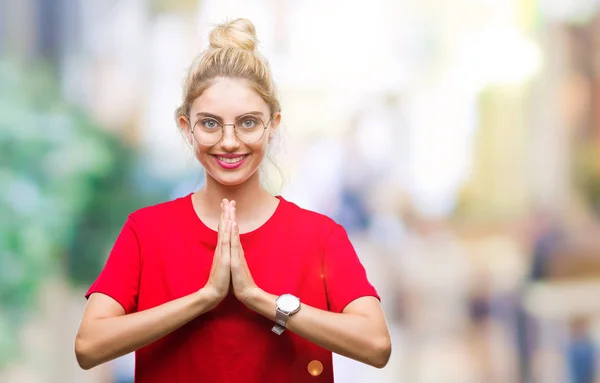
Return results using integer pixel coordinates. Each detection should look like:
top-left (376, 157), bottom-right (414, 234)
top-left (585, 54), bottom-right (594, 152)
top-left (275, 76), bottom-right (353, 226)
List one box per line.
top-left (187, 114), bottom-right (274, 146)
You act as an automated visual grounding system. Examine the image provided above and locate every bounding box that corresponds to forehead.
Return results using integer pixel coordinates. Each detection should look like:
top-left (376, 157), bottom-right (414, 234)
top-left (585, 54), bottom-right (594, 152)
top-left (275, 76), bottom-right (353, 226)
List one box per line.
top-left (190, 78), bottom-right (267, 117)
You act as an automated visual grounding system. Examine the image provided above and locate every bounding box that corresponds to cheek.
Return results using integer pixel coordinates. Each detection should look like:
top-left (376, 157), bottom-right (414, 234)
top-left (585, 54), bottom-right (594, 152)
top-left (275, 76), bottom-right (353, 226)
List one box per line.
top-left (251, 143), bottom-right (269, 161)
top-left (190, 144), bottom-right (208, 166)
top-left (196, 147), bottom-right (212, 165)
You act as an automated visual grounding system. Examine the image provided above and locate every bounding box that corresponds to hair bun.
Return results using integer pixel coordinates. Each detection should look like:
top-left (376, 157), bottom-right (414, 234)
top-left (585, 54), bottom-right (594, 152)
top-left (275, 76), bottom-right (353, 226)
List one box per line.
top-left (209, 18), bottom-right (258, 52)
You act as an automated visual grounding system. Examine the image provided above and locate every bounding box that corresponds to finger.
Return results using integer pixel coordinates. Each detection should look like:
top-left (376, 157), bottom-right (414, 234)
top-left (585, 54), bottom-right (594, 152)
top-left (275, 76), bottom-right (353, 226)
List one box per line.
top-left (216, 200), bottom-right (227, 248)
top-left (229, 205), bottom-right (238, 245)
top-left (220, 216), bottom-right (231, 254)
top-left (231, 207), bottom-right (242, 261)
top-left (230, 222), bottom-right (240, 268)
top-left (219, 198), bottom-right (228, 227)
top-left (219, 222), bottom-right (231, 271)
top-left (231, 222), bottom-right (240, 250)
top-left (228, 200), bottom-right (234, 222)
top-left (225, 200), bottom-right (232, 221)
top-left (222, 199), bottom-right (229, 220)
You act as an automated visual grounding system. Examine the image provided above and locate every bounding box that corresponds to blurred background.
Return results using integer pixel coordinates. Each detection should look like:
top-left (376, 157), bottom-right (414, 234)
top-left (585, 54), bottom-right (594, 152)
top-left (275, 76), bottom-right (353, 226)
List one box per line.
top-left (2, 0), bottom-right (600, 382)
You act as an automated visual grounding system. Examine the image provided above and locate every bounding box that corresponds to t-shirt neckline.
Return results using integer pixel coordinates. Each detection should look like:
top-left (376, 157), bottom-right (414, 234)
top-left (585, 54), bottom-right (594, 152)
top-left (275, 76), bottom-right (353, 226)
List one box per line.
top-left (184, 193), bottom-right (285, 240)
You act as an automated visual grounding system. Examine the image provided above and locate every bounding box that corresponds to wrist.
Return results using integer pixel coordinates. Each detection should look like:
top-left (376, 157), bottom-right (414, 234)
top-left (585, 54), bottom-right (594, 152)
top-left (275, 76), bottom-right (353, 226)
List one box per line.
top-left (244, 288), bottom-right (277, 319)
top-left (195, 287), bottom-right (223, 312)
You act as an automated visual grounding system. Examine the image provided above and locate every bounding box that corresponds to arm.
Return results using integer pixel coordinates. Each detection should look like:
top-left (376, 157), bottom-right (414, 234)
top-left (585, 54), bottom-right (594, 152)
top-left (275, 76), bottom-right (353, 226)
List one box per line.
top-left (227, 204), bottom-right (390, 368)
top-left (75, 289), bottom-right (218, 370)
top-left (76, 200), bottom-right (233, 370)
top-left (245, 290), bottom-right (391, 368)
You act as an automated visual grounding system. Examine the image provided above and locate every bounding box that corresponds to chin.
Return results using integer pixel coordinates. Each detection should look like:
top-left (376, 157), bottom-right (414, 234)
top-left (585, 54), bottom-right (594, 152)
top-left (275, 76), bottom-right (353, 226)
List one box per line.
top-left (214, 177), bottom-right (246, 187)
top-left (206, 169), bottom-right (256, 187)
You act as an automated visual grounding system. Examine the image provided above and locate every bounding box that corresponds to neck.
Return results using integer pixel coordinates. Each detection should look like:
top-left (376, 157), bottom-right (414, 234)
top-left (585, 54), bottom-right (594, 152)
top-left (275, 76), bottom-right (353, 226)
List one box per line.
top-left (195, 171), bottom-right (273, 221)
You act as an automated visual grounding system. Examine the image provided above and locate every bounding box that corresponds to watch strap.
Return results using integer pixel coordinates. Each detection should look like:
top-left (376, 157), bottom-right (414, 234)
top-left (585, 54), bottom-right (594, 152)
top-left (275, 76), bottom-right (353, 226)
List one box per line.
top-left (275, 307), bottom-right (288, 327)
top-left (271, 323), bottom-right (286, 335)
top-left (272, 307), bottom-right (288, 335)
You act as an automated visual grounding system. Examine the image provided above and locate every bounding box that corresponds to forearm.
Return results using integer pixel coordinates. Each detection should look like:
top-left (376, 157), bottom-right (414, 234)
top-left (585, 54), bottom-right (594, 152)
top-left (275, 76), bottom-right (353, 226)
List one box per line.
top-left (245, 289), bottom-right (390, 368)
top-left (75, 289), bottom-right (216, 370)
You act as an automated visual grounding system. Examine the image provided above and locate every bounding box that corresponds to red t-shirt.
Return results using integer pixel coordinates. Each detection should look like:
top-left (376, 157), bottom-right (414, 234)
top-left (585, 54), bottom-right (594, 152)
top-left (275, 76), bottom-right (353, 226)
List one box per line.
top-left (86, 194), bottom-right (379, 383)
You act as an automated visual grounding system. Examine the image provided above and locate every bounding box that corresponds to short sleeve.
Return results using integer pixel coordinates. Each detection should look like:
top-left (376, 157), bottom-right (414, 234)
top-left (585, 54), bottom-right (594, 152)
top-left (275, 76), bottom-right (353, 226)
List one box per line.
top-left (322, 224), bottom-right (380, 313)
top-left (85, 216), bottom-right (141, 314)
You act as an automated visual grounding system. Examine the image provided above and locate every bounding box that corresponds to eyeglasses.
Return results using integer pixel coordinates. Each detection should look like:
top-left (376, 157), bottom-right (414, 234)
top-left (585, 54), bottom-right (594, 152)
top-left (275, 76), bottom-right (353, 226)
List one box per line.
top-left (189, 114), bottom-right (273, 146)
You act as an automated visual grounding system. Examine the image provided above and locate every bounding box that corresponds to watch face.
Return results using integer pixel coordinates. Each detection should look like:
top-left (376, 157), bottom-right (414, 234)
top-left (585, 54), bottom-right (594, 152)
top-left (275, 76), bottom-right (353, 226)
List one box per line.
top-left (277, 294), bottom-right (300, 313)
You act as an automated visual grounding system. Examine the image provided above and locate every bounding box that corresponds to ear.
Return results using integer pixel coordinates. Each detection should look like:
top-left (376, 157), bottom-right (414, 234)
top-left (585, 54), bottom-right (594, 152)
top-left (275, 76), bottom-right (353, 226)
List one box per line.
top-left (179, 115), bottom-right (194, 146)
top-left (268, 112), bottom-right (281, 143)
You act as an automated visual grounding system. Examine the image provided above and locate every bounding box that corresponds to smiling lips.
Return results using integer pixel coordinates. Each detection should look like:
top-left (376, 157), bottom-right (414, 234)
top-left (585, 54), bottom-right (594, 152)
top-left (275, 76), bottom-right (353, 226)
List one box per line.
top-left (212, 154), bottom-right (249, 169)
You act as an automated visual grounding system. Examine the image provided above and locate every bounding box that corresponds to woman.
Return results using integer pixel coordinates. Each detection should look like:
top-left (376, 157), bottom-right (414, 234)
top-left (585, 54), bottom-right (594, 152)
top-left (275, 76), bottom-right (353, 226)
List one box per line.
top-left (75, 18), bottom-right (391, 383)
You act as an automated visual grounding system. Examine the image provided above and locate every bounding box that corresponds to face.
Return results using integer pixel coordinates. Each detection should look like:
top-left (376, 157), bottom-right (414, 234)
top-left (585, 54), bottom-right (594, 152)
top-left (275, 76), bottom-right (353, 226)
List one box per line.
top-left (181, 78), bottom-right (280, 187)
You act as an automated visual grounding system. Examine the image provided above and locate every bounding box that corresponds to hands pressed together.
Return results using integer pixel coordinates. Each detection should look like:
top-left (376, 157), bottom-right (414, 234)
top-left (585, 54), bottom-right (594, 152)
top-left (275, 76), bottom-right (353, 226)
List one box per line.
top-left (203, 199), bottom-right (259, 308)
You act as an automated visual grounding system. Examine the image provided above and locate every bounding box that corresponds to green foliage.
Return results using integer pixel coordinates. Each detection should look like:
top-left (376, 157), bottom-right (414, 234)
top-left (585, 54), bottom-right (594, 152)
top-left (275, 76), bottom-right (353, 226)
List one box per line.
top-left (0, 58), bottom-right (168, 366)
top-left (66, 148), bottom-right (168, 285)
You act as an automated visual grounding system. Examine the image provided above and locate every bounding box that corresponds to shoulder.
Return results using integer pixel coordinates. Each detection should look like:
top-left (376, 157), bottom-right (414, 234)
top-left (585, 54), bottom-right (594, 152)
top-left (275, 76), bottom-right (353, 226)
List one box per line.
top-left (128, 194), bottom-right (189, 225)
top-left (278, 196), bottom-right (340, 237)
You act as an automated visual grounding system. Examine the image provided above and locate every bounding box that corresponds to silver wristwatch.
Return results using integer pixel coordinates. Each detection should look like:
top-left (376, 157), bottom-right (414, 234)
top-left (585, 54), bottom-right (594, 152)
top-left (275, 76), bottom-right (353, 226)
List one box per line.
top-left (271, 294), bottom-right (301, 335)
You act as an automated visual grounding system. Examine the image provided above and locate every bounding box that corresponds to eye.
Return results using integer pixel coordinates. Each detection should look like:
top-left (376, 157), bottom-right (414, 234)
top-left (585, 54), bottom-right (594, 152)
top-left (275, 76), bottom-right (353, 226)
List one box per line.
top-left (240, 118), bottom-right (258, 129)
top-left (202, 119), bottom-right (220, 129)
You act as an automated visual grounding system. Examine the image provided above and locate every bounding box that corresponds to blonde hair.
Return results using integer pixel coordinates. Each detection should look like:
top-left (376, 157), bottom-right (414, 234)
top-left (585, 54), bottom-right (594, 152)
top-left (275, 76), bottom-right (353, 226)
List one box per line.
top-left (174, 18), bottom-right (281, 122)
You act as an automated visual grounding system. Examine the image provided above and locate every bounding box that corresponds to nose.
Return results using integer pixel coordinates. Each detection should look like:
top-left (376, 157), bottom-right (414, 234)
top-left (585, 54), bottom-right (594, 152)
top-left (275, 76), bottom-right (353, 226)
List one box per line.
top-left (219, 124), bottom-right (240, 150)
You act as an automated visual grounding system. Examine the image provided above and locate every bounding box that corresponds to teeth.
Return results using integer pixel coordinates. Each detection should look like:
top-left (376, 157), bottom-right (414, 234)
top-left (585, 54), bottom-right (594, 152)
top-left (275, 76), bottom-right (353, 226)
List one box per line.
top-left (218, 156), bottom-right (245, 164)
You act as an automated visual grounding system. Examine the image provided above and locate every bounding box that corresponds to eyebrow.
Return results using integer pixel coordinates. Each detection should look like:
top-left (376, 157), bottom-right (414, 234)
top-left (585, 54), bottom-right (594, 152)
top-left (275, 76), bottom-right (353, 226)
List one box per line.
top-left (195, 111), bottom-right (264, 120)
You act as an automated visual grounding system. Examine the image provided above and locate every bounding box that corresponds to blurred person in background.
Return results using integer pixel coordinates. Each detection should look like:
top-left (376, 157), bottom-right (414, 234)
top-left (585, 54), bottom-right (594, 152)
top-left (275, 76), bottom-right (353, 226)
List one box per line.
top-left (74, 18), bottom-right (391, 383)
top-left (567, 317), bottom-right (597, 383)
top-left (516, 210), bottom-right (563, 382)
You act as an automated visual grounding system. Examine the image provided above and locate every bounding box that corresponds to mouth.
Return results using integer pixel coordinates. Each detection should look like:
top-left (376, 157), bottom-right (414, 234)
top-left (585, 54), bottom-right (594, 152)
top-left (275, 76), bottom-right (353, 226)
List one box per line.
top-left (215, 155), bottom-right (247, 163)
top-left (212, 154), bottom-right (249, 169)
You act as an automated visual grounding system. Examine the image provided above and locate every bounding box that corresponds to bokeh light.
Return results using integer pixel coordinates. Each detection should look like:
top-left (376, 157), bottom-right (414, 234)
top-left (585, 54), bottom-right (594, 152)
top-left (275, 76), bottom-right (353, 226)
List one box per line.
top-left (307, 360), bottom-right (324, 377)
